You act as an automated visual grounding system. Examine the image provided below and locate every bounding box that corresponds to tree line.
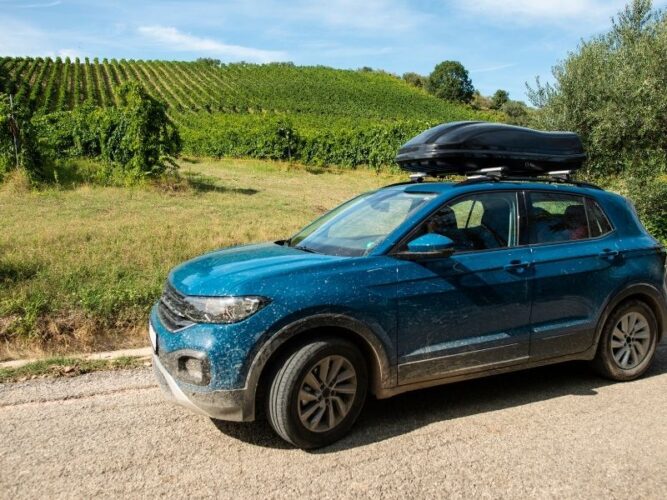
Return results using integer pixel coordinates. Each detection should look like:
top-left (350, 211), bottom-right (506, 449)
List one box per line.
top-left (401, 62), bottom-right (531, 126)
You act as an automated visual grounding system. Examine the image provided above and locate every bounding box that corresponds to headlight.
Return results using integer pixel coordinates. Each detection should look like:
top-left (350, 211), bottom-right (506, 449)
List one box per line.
top-left (182, 296), bottom-right (269, 324)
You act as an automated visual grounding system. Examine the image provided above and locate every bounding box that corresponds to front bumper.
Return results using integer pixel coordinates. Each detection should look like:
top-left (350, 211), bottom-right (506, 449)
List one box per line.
top-left (152, 353), bottom-right (253, 422)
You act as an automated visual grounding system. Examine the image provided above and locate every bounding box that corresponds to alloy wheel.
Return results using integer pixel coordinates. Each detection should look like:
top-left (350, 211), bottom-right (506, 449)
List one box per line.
top-left (610, 312), bottom-right (652, 370)
top-left (297, 355), bottom-right (358, 433)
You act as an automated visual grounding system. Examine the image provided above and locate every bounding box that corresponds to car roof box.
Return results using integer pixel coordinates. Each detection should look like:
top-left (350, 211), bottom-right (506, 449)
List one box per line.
top-left (395, 121), bottom-right (586, 176)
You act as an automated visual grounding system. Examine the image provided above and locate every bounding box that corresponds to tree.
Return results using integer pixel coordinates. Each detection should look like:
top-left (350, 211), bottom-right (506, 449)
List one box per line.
top-left (402, 72), bottom-right (427, 89)
top-left (426, 61), bottom-right (474, 103)
top-left (527, 0), bottom-right (666, 242)
top-left (490, 89), bottom-right (509, 110)
top-left (501, 100), bottom-right (530, 126)
top-left (470, 90), bottom-right (492, 110)
top-left (527, 0), bottom-right (667, 175)
top-left (196, 58), bottom-right (221, 67)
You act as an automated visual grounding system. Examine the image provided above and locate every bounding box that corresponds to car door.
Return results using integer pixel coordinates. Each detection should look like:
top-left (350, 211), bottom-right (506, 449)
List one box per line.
top-left (394, 190), bottom-right (532, 385)
top-left (526, 190), bottom-right (618, 359)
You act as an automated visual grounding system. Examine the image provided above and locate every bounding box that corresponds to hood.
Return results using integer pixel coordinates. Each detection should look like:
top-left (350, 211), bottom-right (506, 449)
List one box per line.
top-left (169, 243), bottom-right (344, 296)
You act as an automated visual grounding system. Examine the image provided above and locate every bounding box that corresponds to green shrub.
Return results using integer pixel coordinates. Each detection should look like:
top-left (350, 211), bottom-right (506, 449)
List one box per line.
top-left (0, 93), bottom-right (44, 181)
top-left (104, 82), bottom-right (181, 178)
top-left (33, 82), bottom-right (181, 183)
top-left (625, 175), bottom-right (667, 243)
top-left (586, 156), bottom-right (667, 244)
top-left (178, 113), bottom-right (469, 169)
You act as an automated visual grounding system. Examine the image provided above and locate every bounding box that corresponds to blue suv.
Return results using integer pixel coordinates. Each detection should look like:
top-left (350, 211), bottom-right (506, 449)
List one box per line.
top-left (150, 123), bottom-right (666, 448)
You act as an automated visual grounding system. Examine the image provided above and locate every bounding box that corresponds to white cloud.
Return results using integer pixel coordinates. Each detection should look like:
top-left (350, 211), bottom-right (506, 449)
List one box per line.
top-left (17, 1), bottom-right (62, 8)
top-left (453, 0), bottom-right (630, 27)
top-left (470, 63), bottom-right (517, 73)
top-left (137, 25), bottom-right (287, 63)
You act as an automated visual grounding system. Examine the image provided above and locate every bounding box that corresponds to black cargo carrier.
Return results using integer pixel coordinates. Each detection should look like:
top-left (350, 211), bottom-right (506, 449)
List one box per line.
top-left (395, 121), bottom-right (586, 176)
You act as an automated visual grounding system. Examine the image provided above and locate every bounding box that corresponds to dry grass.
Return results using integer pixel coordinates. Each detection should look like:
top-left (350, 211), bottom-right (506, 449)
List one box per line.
top-left (0, 356), bottom-right (148, 383)
top-left (0, 158), bottom-right (402, 360)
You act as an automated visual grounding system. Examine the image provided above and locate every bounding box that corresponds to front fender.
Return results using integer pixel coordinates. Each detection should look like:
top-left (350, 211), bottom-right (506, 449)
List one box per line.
top-left (240, 312), bottom-right (397, 420)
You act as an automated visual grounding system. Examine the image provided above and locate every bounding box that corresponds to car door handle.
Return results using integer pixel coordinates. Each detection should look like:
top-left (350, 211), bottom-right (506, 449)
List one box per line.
top-left (503, 260), bottom-right (532, 273)
top-left (598, 249), bottom-right (620, 260)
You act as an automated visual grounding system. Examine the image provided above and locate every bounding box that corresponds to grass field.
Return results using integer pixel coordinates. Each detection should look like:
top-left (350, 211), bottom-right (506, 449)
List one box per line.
top-left (0, 159), bottom-right (403, 360)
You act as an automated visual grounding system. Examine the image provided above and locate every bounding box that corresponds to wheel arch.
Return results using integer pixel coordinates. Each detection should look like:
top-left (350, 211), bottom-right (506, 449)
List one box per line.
top-left (595, 283), bottom-right (666, 349)
top-left (245, 314), bottom-right (396, 420)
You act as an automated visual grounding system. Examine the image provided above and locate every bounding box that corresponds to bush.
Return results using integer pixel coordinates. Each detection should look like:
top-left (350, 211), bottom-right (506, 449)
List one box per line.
top-left (178, 113), bottom-right (449, 170)
top-left (626, 176), bottom-right (667, 243)
top-left (501, 100), bottom-right (531, 126)
top-left (0, 93), bottom-right (44, 181)
top-left (585, 155), bottom-right (667, 244)
top-left (33, 82), bottom-right (181, 183)
top-left (105, 82), bottom-right (181, 178)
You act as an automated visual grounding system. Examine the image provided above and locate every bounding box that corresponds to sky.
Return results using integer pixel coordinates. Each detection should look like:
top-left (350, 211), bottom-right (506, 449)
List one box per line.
top-left (2, 0), bottom-right (666, 102)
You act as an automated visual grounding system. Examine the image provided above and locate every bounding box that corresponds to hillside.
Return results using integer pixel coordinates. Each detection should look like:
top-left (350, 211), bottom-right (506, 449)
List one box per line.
top-left (0, 57), bottom-right (497, 120)
top-left (1, 56), bottom-right (503, 168)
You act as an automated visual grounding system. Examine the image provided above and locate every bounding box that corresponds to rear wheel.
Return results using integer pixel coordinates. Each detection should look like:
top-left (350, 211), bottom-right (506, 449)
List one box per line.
top-left (266, 337), bottom-right (368, 449)
top-left (593, 300), bottom-right (658, 381)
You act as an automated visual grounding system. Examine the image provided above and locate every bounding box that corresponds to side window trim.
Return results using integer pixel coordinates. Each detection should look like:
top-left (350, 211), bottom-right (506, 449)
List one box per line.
top-left (518, 190), bottom-right (530, 247)
top-left (585, 197), bottom-right (615, 237)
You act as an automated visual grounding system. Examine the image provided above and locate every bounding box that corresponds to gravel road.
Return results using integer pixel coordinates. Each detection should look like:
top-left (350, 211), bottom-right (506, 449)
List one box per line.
top-left (2, 345), bottom-right (666, 499)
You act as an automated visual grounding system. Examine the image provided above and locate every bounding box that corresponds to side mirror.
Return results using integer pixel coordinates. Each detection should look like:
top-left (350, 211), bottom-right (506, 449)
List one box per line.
top-left (396, 233), bottom-right (455, 260)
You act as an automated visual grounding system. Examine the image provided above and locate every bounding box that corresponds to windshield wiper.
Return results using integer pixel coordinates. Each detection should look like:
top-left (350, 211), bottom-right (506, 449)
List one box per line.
top-left (294, 245), bottom-right (319, 254)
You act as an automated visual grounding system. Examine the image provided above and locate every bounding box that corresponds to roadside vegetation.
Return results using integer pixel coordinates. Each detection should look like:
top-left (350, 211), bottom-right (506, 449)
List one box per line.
top-left (0, 159), bottom-right (402, 359)
top-left (0, 356), bottom-right (147, 383)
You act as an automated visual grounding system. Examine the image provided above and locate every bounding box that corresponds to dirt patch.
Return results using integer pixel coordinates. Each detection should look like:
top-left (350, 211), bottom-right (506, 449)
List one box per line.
top-left (0, 312), bottom-right (147, 361)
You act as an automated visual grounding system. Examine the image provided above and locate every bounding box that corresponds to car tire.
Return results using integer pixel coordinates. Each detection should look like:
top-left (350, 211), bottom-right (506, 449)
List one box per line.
top-left (593, 300), bottom-right (658, 381)
top-left (266, 337), bottom-right (368, 449)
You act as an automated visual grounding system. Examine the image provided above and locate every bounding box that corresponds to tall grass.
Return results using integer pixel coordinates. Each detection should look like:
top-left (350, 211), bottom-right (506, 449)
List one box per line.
top-left (0, 158), bottom-right (402, 359)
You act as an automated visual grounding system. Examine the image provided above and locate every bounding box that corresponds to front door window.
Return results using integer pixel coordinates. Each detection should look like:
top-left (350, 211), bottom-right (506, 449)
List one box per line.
top-left (414, 191), bottom-right (518, 251)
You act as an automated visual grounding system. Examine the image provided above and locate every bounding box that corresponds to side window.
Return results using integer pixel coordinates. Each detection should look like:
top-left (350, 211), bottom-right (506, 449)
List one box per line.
top-left (586, 198), bottom-right (613, 237)
top-left (417, 192), bottom-right (518, 251)
top-left (527, 192), bottom-right (589, 244)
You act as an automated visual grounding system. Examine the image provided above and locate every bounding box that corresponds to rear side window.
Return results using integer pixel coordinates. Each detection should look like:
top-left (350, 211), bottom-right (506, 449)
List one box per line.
top-left (527, 192), bottom-right (612, 244)
top-left (528, 192), bottom-right (589, 244)
top-left (586, 198), bottom-right (613, 237)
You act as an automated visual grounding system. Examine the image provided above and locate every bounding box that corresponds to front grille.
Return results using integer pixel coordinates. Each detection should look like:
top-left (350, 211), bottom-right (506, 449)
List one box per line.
top-left (157, 283), bottom-right (195, 332)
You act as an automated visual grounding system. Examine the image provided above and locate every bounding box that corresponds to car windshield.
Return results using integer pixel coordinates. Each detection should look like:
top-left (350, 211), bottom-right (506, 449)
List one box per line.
top-left (289, 189), bottom-right (436, 256)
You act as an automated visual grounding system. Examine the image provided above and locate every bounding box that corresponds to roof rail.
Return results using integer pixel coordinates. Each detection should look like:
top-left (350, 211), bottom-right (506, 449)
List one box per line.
top-left (456, 172), bottom-right (603, 190)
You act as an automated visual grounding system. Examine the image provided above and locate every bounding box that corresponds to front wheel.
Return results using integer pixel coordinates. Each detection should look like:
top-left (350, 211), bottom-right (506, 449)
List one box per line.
top-left (593, 300), bottom-right (658, 381)
top-left (266, 337), bottom-right (368, 449)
